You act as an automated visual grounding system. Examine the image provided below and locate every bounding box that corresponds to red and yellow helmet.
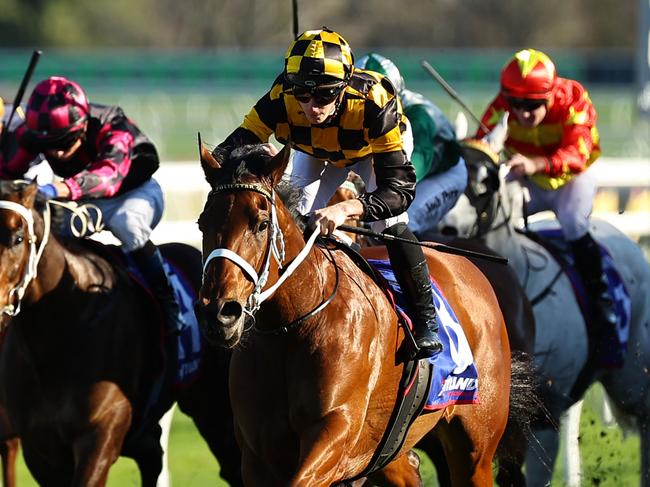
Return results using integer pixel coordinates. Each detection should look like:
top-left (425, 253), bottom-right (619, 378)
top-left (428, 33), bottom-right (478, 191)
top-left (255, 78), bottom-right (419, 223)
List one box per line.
top-left (284, 28), bottom-right (354, 89)
top-left (500, 49), bottom-right (556, 100)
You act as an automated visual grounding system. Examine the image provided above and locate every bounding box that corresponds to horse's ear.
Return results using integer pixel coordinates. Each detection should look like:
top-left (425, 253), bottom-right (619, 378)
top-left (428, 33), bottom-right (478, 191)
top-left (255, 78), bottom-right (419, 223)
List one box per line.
top-left (22, 182), bottom-right (39, 209)
top-left (267, 142), bottom-right (291, 185)
top-left (483, 112), bottom-right (509, 155)
top-left (459, 138), bottom-right (500, 167)
top-left (198, 132), bottom-right (223, 186)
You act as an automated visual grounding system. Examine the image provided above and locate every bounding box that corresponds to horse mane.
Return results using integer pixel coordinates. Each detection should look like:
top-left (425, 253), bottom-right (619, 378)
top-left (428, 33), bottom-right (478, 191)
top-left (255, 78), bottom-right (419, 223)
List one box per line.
top-left (211, 144), bottom-right (305, 230)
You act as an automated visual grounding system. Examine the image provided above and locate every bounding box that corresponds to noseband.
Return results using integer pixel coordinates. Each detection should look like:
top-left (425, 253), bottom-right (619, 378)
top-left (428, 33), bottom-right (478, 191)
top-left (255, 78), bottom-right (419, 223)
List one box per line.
top-left (0, 200), bottom-right (51, 317)
top-left (202, 183), bottom-right (320, 320)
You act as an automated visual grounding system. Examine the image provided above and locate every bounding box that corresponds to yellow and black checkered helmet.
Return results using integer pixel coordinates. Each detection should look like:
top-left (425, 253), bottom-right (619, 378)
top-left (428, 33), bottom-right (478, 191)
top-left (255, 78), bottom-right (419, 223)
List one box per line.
top-left (284, 28), bottom-right (354, 88)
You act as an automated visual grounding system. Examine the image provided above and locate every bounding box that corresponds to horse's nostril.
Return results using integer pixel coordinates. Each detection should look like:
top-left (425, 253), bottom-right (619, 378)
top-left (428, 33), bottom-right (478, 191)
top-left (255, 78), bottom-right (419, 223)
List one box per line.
top-left (219, 301), bottom-right (243, 322)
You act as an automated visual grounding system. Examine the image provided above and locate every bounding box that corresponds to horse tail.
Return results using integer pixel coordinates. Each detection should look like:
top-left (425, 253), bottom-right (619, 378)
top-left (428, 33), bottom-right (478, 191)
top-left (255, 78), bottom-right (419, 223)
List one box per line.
top-left (495, 350), bottom-right (547, 485)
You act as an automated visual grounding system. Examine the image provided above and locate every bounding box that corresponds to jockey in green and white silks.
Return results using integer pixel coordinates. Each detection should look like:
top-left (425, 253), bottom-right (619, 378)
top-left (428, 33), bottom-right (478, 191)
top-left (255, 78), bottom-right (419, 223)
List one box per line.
top-left (355, 53), bottom-right (467, 236)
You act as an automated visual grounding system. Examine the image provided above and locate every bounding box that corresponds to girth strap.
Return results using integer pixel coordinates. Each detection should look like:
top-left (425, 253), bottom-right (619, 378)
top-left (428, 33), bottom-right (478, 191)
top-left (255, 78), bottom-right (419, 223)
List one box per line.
top-left (347, 358), bottom-right (433, 482)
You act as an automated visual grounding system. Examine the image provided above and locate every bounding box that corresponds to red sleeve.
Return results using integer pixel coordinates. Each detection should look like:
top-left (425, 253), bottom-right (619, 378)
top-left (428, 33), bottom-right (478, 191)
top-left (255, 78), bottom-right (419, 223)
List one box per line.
top-left (1, 126), bottom-right (40, 178)
top-left (545, 84), bottom-right (599, 177)
top-left (64, 121), bottom-right (135, 200)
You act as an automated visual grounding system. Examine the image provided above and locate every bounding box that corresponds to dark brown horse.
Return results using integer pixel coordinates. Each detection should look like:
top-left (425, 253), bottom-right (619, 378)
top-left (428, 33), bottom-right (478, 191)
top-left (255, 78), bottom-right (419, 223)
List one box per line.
top-left (0, 180), bottom-right (241, 486)
top-left (195, 143), bottom-right (512, 486)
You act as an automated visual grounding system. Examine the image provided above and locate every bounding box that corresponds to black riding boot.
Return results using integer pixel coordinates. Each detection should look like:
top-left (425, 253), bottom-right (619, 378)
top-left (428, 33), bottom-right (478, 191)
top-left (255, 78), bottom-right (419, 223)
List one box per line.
top-left (384, 223), bottom-right (443, 360)
top-left (131, 240), bottom-right (186, 337)
top-left (570, 233), bottom-right (617, 328)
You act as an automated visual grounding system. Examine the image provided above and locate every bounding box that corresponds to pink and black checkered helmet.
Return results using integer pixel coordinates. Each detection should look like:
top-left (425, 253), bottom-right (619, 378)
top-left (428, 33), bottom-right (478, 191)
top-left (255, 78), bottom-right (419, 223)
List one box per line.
top-left (23, 76), bottom-right (89, 149)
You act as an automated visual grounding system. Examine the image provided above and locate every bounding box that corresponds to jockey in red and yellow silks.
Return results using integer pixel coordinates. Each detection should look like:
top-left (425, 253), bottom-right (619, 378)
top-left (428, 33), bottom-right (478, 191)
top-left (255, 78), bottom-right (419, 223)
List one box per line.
top-left (476, 48), bottom-right (616, 330)
top-left (477, 74), bottom-right (601, 191)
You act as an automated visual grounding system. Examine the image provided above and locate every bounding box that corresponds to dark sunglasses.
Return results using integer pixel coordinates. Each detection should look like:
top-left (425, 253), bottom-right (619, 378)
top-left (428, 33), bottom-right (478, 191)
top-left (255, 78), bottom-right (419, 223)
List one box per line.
top-left (506, 97), bottom-right (547, 111)
top-left (292, 84), bottom-right (345, 106)
top-left (49, 134), bottom-right (83, 152)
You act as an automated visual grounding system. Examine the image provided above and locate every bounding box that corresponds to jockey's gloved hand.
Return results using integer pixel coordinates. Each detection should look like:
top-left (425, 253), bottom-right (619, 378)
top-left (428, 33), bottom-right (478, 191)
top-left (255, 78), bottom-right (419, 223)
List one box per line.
top-left (38, 183), bottom-right (58, 199)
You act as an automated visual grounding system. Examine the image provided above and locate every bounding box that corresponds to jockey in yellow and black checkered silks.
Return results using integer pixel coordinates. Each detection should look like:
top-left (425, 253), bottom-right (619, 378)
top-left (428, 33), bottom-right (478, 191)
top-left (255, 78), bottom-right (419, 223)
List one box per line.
top-left (218, 27), bottom-right (445, 361)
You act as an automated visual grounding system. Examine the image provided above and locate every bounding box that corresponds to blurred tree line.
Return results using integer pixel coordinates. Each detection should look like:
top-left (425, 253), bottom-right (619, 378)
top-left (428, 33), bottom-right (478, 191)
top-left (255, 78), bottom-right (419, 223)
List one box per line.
top-left (0, 0), bottom-right (636, 49)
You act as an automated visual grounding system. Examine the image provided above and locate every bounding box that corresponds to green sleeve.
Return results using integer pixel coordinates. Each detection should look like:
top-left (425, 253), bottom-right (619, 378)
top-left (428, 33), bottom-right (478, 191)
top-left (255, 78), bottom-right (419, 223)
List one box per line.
top-left (405, 104), bottom-right (437, 183)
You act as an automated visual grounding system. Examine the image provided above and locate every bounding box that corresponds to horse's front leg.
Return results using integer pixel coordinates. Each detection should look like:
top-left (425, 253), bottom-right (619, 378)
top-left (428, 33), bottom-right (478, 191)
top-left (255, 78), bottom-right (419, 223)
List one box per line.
top-left (0, 437), bottom-right (19, 487)
top-left (71, 385), bottom-right (133, 487)
top-left (288, 411), bottom-right (355, 486)
top-left (368, 450), bottom-right (424, 487)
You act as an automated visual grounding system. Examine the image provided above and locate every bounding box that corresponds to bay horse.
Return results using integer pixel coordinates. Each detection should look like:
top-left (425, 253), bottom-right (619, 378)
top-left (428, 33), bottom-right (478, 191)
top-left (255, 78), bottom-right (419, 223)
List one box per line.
top-left (442, 125), bottom-right (650, 486)
top-left (0, 180), bottom-right (241, 486)
top-left (195, 142), bottom-right (512, 486)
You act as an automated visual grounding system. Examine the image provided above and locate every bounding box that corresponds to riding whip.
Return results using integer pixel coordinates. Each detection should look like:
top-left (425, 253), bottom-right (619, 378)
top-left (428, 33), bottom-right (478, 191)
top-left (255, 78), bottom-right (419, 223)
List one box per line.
top-left (291, 0), bottom-right (299, 38)
top-left (420, 60), bottom-right (490, 134)
top-left (338, 224), bottom-right (508, 264)
top-left (1, 49), bottom-right (42, 150)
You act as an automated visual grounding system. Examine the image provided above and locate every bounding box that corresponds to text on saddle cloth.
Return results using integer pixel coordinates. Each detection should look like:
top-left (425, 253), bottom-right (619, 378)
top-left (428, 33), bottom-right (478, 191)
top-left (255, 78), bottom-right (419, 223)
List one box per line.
top-left (368, 259), bottom-right (479, 410)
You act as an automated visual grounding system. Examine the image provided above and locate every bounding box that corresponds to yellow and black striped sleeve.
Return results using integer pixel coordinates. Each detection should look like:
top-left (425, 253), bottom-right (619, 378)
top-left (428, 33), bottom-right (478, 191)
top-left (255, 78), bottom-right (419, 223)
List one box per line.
top-left (220, 75), bottom-right (288, 150)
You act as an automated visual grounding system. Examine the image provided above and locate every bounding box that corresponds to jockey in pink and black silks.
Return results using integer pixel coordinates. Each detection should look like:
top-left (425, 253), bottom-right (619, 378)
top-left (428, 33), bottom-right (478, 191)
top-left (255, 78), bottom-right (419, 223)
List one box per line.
top-left (476, 49), bottom-right (615, 330)
top-left (0, 76), bottom-right (186, 342)
top-left (3, 78), bottom-right (158, 200)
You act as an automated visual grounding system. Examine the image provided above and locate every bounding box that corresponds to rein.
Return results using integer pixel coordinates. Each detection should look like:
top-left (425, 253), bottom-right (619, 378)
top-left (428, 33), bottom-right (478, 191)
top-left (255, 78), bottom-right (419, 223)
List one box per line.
top-left (202, 183), bottom-right (330, 328)
top-left (0, 200), bottom-right (52, 317)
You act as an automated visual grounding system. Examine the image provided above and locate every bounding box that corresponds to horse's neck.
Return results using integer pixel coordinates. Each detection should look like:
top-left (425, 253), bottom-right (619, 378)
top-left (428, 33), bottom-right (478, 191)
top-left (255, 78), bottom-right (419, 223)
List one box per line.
top-left (261, 223), bottom-right (331, 325)
top-left (483, 182), bottom-right (527, 268)
top-left (27, 234), bottom-right (117, 305)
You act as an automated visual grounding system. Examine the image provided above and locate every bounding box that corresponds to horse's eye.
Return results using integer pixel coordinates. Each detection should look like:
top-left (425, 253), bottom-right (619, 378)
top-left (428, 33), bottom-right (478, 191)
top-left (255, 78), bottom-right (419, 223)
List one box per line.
top-left (12, 232), bottom-right (24, 246)
top-left (258, 220), bottom-right (269, 233)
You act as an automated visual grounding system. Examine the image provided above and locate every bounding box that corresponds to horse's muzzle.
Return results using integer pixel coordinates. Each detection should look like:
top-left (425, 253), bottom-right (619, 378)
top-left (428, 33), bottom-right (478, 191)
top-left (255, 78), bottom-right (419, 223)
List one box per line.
top-left (194, 298), bottom-right (245, 348)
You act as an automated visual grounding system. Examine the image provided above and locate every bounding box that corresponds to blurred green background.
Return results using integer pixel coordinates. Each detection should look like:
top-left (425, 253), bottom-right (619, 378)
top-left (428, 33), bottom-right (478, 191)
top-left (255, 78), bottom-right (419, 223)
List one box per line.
top-left (0, 49), bottom-right (647, 160)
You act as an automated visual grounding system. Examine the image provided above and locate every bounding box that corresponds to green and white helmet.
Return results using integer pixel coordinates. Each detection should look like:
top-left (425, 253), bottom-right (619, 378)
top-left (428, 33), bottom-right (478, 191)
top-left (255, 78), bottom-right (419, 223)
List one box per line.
top-left (355, 53), bottom-right (405, 94)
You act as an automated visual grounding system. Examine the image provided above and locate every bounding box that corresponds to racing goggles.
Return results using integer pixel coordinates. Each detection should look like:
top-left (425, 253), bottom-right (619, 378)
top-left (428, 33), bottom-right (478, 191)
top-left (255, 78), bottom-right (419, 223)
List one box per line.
top-left (291, 82), bottom-right (346, 106)
top-left (505, 97), bottom-right (547, 111)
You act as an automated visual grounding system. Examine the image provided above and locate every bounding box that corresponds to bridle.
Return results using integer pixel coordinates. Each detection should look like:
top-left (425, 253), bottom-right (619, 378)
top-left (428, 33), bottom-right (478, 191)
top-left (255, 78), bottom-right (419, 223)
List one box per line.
top-left (465, 159), bottom-right (511, 239)
top-left (0, 200), bottom-right (52, 317)
top-left (201, 183), bottom-right (323, 324)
